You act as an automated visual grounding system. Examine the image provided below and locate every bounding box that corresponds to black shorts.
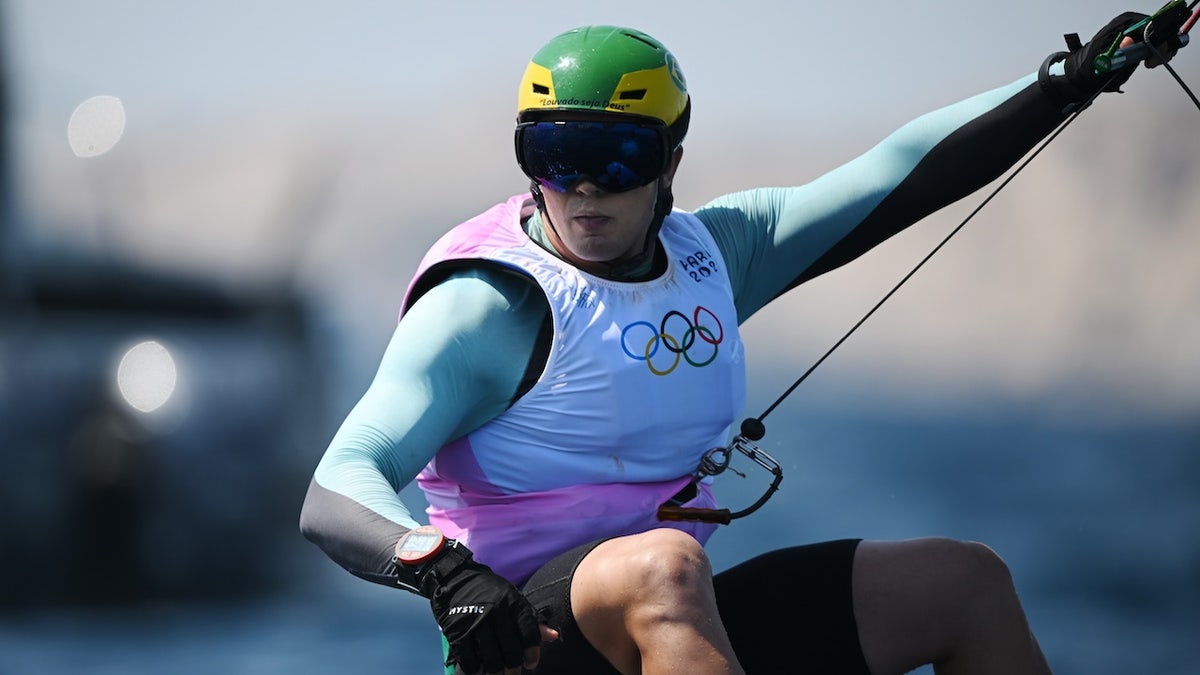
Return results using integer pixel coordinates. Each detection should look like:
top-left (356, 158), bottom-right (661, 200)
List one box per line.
top-left (519, 537), bottom-right (869, 675)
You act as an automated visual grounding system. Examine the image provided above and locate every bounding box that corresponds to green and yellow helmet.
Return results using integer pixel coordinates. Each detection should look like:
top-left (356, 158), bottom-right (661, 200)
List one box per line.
top-left (516, 25), bottom-right (690, 147)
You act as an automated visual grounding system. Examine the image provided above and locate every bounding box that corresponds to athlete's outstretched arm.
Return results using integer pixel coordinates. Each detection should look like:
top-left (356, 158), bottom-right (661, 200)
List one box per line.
top-left (299, 268), bottom-right (543, 588)
top-left (699, 72), bottom-right (1067, 321)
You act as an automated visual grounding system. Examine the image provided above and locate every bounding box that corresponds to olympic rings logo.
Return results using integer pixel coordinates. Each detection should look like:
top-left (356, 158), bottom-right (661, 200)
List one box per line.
top-left (620, 306), bottom-right (724, 376)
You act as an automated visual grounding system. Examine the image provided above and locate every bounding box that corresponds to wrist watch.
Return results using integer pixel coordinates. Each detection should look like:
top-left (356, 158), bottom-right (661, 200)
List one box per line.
top-left (394, 525), bottom-right (467, 596)
top-left (395, 525), bottom-right (448, 565)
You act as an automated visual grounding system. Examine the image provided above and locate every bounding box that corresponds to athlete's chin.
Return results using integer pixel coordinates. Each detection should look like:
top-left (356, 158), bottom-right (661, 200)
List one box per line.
top-left (568, 238), bottom-right (633, 264)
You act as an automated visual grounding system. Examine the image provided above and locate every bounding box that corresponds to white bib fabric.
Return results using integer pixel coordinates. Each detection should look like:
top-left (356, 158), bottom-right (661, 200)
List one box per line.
top-left (404, 194), bottom-right (747, 583)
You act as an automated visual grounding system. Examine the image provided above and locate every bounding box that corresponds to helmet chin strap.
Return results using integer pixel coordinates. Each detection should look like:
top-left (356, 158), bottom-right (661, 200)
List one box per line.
top-left (529, 179), bottom-right (673, 278)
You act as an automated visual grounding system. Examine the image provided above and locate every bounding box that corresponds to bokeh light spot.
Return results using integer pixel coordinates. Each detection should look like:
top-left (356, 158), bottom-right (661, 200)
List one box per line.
top-left (116, 340), bottom-right (177, 413)
top-left (68, 95), bottom-right (126, 158)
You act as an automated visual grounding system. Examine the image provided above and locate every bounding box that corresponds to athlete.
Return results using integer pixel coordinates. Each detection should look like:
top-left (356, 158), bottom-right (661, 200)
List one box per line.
top-left (301, 11), bottom-right (1179, 675)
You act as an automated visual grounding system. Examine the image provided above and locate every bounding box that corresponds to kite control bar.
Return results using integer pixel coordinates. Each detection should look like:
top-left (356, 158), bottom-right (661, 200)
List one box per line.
top-left (1095, 0), bottom-right (1198, 72)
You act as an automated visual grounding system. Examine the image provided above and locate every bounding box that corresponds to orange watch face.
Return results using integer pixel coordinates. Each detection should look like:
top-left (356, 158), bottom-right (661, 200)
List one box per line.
top-left (395, 525), bottom-right (445, 565)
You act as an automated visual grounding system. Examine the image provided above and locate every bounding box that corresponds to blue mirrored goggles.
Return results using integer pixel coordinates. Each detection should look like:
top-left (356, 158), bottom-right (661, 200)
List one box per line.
top-left (515, 120), bottom-right (671, 194)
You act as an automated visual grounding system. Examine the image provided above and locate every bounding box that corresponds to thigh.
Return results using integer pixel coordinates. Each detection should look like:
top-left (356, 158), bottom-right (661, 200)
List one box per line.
top-left (521, 539), bottom-right (621, 675)
top-left (713, 539), bottom-right (869, 675)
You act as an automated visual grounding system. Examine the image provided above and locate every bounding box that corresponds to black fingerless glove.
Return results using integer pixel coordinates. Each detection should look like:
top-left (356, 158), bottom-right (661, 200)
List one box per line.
top-left (1039, 12), bottom-right (1149, 112)
top-left (414, 542), bottom-right (541, 674)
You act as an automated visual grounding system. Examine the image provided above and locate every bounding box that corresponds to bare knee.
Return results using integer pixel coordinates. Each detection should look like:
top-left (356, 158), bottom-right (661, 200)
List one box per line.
top-left (572, 529), bottom-right (721, 672)
top-left (580, 529), bottom-right (716, 615)
top-left (855, 537), bottom-right (1027, 671)
top-left (929, 538), bottom-right (1017, 611)
top-left (624, 528), bottom-right (714, 598)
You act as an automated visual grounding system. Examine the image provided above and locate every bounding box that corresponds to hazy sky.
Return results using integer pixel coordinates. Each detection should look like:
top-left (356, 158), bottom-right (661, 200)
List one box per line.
top-left (9, 0), bottom-right (1167, 132)
top-left (6, 0), bottom-right (1199, 418)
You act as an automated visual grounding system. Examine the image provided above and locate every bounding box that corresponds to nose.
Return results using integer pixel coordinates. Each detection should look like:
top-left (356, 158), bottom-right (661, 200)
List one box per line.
top-left (572, 180), bottom-right (606, 197)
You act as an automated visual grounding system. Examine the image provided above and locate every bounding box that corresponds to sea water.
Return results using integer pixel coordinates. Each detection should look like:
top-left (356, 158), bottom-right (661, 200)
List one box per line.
top-left (2, 404), bottom-right (1196, 675)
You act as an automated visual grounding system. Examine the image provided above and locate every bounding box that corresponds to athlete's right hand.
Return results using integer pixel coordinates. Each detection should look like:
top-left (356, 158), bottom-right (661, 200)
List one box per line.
top-left (421, 543), bottom-right (558, 674)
